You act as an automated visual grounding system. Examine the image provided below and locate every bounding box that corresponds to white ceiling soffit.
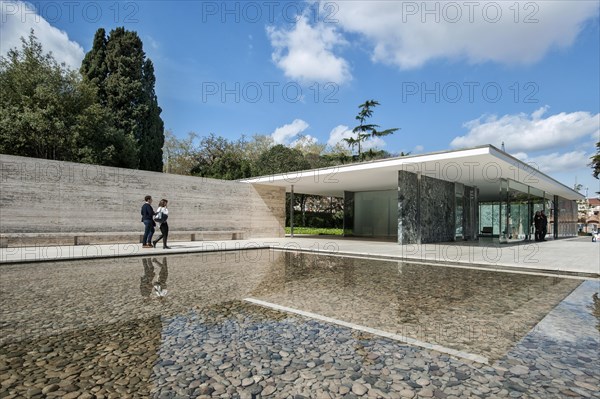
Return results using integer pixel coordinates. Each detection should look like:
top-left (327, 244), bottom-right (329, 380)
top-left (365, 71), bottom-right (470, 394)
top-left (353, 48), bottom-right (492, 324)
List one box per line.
top-left (241, 145), bottom-right (584, 201)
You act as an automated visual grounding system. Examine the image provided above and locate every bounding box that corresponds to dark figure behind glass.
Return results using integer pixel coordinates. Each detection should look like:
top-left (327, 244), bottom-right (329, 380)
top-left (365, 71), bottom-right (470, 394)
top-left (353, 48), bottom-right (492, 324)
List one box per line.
top-left (533, 211), bottom-right (543, 241)
top-left (540, 210), bottom-right (548, 241)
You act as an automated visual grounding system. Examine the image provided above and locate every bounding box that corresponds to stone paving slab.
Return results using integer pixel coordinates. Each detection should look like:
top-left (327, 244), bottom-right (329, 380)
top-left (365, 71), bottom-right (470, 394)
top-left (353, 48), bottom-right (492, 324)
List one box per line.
top-left (0, 236), bottom-right (598, 277)
top-left (275, 236), bottom-right (600, 277)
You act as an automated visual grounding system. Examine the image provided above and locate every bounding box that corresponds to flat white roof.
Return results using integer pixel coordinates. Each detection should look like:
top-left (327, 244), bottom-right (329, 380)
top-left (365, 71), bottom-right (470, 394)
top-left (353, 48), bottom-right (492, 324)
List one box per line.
top-left (241, 145), bottom-right (584, 201)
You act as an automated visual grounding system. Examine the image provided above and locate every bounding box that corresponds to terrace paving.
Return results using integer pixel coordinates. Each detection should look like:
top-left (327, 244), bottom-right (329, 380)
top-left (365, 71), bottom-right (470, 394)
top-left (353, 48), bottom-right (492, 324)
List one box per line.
top-left (1, 236), bottom-right (598, 277)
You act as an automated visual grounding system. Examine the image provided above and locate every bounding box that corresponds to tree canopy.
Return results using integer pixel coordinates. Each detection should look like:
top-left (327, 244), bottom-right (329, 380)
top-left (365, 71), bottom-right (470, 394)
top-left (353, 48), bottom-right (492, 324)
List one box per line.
top-left (0, 30), bottom-right (137, 166)
top-left (254, 144), bottom-right (311, 176)
top-left (81, 27), bottom-right (164, 171)
top-left (591, 141), bottom-right (600, 180)
top-left (344, 100), bottom-right (399, 161)
top-left (190, 133), bottom-right (252, 180)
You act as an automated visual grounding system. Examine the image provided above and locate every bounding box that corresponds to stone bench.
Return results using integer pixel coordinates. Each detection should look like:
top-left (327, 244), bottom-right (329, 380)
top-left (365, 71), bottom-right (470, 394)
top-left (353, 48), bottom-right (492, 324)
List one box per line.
top-left (0, 230), bottom-right (246, 248)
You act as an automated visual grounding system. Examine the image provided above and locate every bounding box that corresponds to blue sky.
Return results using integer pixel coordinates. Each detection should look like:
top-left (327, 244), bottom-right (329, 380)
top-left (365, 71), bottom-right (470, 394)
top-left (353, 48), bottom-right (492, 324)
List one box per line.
top-left (1, 1), bottom-right (599, 193)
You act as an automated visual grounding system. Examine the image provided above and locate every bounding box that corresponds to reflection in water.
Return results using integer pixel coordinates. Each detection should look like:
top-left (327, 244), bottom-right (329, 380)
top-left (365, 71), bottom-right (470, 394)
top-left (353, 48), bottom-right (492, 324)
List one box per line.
top-left (591, 292), bottom-right (600, 332)
top-left (153, 257), bottom-right (168, 297)
top-left (140, 257), bottom-right (169, 299)
top-left (0, 250), bottom-right (597, 399)
top-left (250, 251), bottom-right (582, 361)
top-left (140, 258), bottom-right (155, 298)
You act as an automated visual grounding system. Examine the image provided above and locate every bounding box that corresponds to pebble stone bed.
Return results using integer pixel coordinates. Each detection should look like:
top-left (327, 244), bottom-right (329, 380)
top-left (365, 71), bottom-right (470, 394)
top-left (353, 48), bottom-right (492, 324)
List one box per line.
top-left (0, 250), bottom-right (598, 399)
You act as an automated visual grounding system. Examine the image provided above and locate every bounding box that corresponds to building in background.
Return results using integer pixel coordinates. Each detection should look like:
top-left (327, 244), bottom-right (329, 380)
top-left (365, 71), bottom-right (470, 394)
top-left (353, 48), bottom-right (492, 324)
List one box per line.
top-left (244, 145), bottom-right (584, 244)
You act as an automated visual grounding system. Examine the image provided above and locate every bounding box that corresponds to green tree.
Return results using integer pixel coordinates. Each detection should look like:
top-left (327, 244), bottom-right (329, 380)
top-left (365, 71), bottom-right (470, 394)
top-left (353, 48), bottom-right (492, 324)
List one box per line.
top-left (80, 28), bottom-right (108, 105)
top-left (293, 135), bottom-right (330, 169)
top-left (139, 59), bottom-right (165, 170)
top-left (321, 142), bottom-right (353, 166)
top-left (72, 92), bottom-right (138, 168)
top-left (205, 150), bottom-right (252, 180)
top-left (344, 100), bottom-right (399, 161)
top-left (591, 141), bottom-right (600, 180)
top-left (239, 134), bottom-right (274, 165)
top-left (81, 27), bottom-right (164, 171)
top-left (0, 30), bottom-right (136, 166)
top-left (254, 144), bottom-right (310, 176)
top-left (162, 130), bottom-right (199, 175)
top-left (191, 133), bottom-right (252, 180)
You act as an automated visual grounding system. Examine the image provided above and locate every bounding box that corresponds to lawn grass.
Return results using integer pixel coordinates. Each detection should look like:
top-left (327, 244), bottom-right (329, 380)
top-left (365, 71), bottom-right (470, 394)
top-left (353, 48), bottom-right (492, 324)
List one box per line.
top-left (285, 227), bottom-right (343, 235)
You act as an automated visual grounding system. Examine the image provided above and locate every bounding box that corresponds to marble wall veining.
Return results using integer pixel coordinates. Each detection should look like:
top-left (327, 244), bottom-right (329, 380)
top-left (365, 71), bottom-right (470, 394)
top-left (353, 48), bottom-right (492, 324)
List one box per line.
top-left (397, 171), bottom-right (419, 244)
top-left (343, 191), bottom-right (354, 236)
top-left (398, 171), bottom-right (477, 244)
top-left (419, 175), bottom-right (455, 243)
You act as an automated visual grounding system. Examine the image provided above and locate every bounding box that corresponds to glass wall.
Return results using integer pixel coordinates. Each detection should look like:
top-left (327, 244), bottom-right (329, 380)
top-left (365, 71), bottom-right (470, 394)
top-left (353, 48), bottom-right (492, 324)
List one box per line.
top-left (479, 202), bottom-right (501, 236)
top-left (507, 201), bottom-right (530, 240)
top-left (555, 196), bottom-right (578, 237)
top-left (499, 179), bottom-right (509, 242)
top-left (506, 180), bottom-right (531, 241)
top-left (353, 190), bottom-right (398, 237)
top-left (479, 179), bottom-right (566, 242)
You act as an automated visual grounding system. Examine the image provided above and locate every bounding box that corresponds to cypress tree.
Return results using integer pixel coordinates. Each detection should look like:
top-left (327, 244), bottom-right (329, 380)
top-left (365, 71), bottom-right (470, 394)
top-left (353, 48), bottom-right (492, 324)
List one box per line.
top-left (80, 28), bottom-right (108, 105)
top-left (81, 27), bottom-right (164, 171)
top-left (139, 59), bottom-right (164, 171)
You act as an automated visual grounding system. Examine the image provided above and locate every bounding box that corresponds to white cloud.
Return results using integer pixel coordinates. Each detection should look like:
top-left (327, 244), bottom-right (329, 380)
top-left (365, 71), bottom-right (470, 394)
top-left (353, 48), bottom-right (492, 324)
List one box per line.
top-left (267, 15), bottom-right (351, 84)
top-left (362, 136), bottom-right (386, 151)
top-left (450, 106), bottom-right (600, 152)
top-left (326, 125), bottom-right (353, 147)
top-left (325, 1), bottom-right (598, 69)
top-left (271, 119), bottom-right (309, 144)
top-left (326, 124), bottom-right (387, 151)
top-left (513, 150), bottom-right (591, 174)
top-left (0, 1), bottom-right (84, 70)
top-left (414, 145), bottom-right (424, 152)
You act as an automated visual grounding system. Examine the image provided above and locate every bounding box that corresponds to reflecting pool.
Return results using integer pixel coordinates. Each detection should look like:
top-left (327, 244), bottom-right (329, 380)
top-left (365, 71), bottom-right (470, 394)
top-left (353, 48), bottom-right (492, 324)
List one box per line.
top-left (1, 250), bottom-right (598, 398)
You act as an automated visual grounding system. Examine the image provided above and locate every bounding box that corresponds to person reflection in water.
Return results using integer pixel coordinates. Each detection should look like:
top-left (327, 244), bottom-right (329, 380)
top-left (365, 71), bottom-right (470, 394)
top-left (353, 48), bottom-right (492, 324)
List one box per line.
top-left (140, 257), bottom-right (168, 299)
top-left (153, 257), bottom-right (168, 298)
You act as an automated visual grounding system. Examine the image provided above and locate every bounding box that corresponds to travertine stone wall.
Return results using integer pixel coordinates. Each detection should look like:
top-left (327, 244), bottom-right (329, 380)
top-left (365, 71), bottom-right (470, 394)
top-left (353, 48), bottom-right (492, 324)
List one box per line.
top-left (0, 154), bottom-right (285, 237)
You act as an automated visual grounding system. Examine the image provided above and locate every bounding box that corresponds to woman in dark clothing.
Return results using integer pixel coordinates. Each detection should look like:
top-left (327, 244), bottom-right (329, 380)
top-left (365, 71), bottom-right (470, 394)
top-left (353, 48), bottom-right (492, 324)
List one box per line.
top-left (152, 199), bottom-right (170, 249)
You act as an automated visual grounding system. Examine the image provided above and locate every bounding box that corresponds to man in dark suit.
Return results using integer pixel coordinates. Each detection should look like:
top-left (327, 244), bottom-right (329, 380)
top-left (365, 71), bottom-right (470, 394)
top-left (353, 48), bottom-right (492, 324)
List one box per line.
top-left (141, 195), bottom-right (155, 248)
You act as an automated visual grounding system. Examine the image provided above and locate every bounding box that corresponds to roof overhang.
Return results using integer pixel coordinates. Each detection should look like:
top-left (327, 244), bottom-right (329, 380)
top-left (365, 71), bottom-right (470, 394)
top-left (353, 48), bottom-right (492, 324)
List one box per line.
top-left (241, 145), bottom-right (585, 201)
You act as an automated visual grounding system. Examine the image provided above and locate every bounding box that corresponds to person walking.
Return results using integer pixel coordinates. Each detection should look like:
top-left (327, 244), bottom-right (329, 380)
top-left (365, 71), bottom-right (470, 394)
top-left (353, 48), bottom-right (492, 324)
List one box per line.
top-left (141, 195), bottom-right (155, 248)
top-left (152, 199), bottom-right (171, 249)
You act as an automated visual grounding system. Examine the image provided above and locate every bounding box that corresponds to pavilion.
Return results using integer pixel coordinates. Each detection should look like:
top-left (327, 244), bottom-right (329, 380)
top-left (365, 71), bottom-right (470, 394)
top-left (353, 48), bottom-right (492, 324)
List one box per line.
top-left (242, 145), bottom-right (583, 244)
